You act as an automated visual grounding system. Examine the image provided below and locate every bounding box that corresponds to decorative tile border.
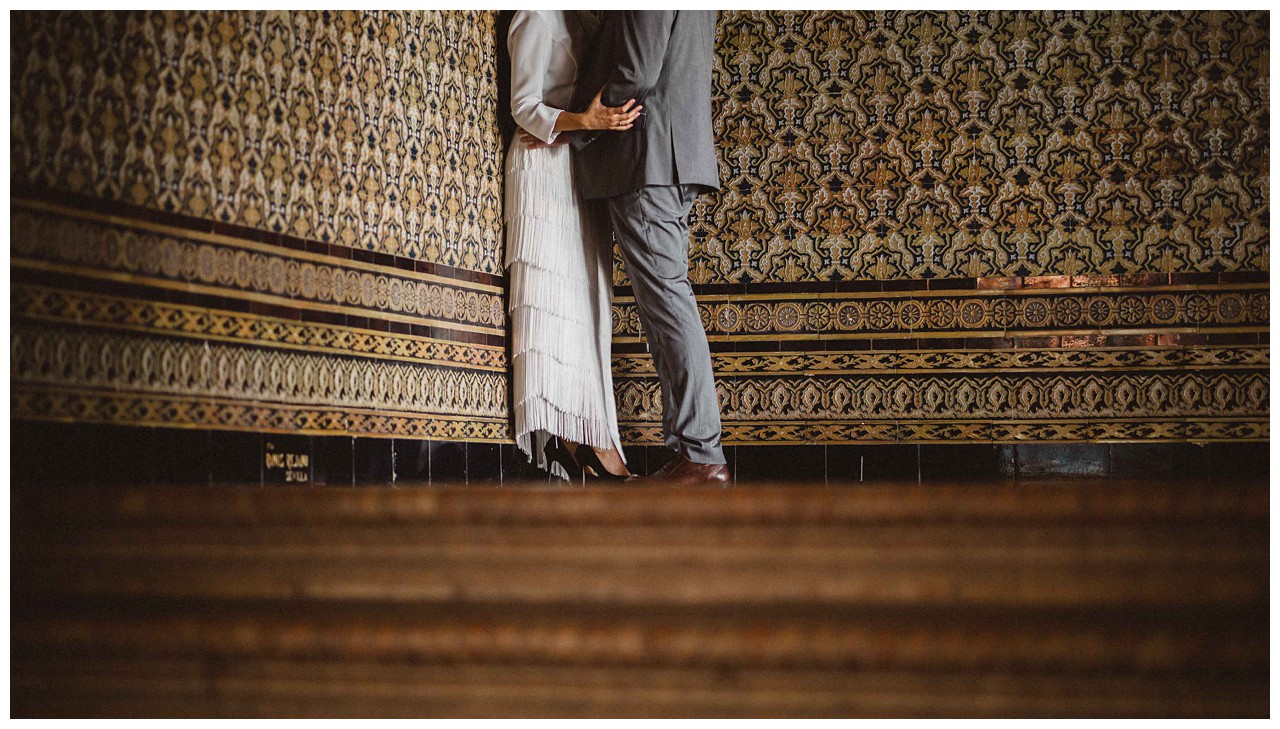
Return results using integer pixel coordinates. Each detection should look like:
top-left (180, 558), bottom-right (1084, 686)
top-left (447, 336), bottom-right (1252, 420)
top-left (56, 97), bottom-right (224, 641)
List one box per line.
top-left (615, 341), bottom-right (1268, 444)
top-left (620, 419), bottom-right (1268, 445)
top-left (612, 285), bottom-right (1268, 340)
top-left (12, 202), bottom-right (506, 335)
top-left (11, 387), bottom-right (510, 441)
top-left (13, 284), bottom-right (506, 371)
top-left (12, 326), bottom-right (508, 419)
top-left (615, 370), bottom-right (1266, 421)
top-left (613, 346), bottom-right (1269, 376)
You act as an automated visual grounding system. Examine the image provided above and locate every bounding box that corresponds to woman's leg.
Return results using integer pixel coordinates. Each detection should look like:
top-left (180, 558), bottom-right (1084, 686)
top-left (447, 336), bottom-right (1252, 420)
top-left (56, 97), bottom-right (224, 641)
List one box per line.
top-left (555, 439), bottom-right (629, 478)
top-left (587, 446), bottom-right (629, 477)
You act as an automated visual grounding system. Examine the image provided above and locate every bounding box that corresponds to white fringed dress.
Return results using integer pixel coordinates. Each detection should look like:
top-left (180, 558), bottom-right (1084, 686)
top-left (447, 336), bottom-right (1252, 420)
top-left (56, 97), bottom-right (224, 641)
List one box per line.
top-left (505, 10), bottom-right (624, 478)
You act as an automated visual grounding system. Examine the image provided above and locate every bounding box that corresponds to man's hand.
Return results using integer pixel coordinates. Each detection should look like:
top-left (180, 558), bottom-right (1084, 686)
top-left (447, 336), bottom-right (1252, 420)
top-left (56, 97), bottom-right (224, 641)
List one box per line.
top-left (521, 132), bottom-right (573, 150)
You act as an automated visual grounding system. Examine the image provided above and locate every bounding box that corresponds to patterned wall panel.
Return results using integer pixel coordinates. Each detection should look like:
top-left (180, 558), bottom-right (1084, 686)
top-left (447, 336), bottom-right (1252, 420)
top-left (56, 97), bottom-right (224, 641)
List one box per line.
top-left (613, 10), bottom-right (1268, 445)
top-left (676, 10), bottom-right (1270, 286)
top-left (10, 11), bottom-right (508, 441)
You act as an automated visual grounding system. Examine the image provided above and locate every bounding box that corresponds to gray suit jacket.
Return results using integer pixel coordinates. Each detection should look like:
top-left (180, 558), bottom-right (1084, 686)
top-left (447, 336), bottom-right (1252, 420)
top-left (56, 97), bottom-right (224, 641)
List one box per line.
top-left (570, 11), bottom-right (720, 200)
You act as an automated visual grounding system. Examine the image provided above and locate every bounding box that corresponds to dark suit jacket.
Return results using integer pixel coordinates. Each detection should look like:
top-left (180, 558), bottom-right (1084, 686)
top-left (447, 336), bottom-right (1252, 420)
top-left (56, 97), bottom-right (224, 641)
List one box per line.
top-left (570, 11), bottom-right (720, 200)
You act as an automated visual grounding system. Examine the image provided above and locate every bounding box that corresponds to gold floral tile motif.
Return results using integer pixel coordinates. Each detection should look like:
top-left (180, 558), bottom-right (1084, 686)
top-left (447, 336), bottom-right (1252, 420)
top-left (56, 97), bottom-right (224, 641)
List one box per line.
top-left (12, 204), bottom-right (505, 334)
top-left (11, 387), bottom-right (509, 441)
top-left (612, 10), bottom-right (1269, 285)
top-left (12, 284), bottom-right (506, 371)
top-left (613, 347), bottom-right (1269, 376)
top-left (620, 419), bottom-right (1267, 445)
top-left (615, 370), bottom-right (1267, 422)
top-left (11, 327), bottom-right (508, 419)
top-left (612, 286), bottom-right (1268, 339)
top-left (11, 10), bottom-right (502, 273)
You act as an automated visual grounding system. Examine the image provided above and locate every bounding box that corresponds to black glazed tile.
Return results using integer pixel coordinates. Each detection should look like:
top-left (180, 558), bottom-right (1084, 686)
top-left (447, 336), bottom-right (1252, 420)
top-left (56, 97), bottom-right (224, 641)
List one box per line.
top-left (1217, 271), bottom-right (1269, 284)
top-left (644, 446), bottom-right (679, 478)
top-left (734, 445), bottom-right (826, 483)
top-left (821, 338), bottom-right (874, 352)
top-left (621, 445), bottom-right (649, 478)
top-left (11, 421), bottom-right (86, 486)
top-left (153, 427), bottom-right (213, 486)
top-left (429, 441), bottom-right (468, 483)
top-left (826, 444), bottom-right (920, 483)
top-left (312, 436), bottom-right (354, 486)
top-left (731, 340), bottom-right (782, 353)
top-left (1169, 272), bottom-right (1208, 286)
top-left (86, 424), bottom-right (154, 486)
top-left (926, 277), bottom-right (979, 291)
top-left (918, 444), bottom-right (1006, 482)
top-left (914, 337), bottom-right (967, 350)
top-left (467, 443), bottom-right (502, 484)
top-left (996, 445), bottom-right (1017, 478)
top-left (1206, 443), bottom-right (1269, 482)
top-left (300, 309), bottom-right (346, 326)
top-left (278, 234), bottom-right (308, 252)
top-left (1012, 444), bottom-right (1109, 478)
top-left (1109, 443), bottom-right (1210, 481)
top-left (500, 443), bottom-right (542, 482)
top-left (393, 439), bottom-right (431, 482)
top-left (689, 282), bottom-right (750, 297)
top-left (881, 279), bottom-right (928, 292)
top-left (262, 434), bottom-right (311, 485)
top-left (722, 445), bottom-right (737, 483)
top-left (353, 437), bottom-right (394, 484)
top-left (835, 279), bottom-right (884, 293)
top-left (26, 419), bottom-right (154, 483)
top-left (210, 430), bottom-right (264, 485)
top-left (29, 422), bottom-right (84, 485)
top-left (965, 337), bottom-right (1017, 350)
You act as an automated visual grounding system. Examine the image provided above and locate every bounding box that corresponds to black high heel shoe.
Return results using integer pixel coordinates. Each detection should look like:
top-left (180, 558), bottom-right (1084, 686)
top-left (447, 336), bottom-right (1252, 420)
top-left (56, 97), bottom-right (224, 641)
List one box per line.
top-left (576, 447), bottom-right (630, 481)
top-left (542, 437), bottom-right (582, 479)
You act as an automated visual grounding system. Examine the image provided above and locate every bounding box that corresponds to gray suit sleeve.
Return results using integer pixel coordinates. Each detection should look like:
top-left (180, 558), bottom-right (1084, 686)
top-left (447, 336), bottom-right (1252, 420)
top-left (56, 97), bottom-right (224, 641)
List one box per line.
top-left (601, 11), bottom-right (674, 107)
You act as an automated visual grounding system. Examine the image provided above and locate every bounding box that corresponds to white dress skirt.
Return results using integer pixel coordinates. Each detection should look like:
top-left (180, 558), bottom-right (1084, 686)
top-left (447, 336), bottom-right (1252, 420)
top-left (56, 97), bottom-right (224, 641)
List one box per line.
top-left (505, 138), bottom-right (624, 479)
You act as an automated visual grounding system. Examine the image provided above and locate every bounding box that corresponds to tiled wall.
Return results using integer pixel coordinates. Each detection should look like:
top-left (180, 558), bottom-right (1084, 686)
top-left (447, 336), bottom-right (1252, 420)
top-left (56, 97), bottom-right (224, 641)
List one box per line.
top-left (9, 11), bottom-right (1270, 485)
top-left (10, 10), bottom-right (509, 465)
top-left (613, 11), bottom-right (1269, 446)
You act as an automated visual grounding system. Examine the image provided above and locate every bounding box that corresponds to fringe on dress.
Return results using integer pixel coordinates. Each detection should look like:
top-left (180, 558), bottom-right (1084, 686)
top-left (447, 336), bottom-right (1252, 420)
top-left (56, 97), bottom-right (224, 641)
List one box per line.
top-left (505, 137), bottom-right (625, 479)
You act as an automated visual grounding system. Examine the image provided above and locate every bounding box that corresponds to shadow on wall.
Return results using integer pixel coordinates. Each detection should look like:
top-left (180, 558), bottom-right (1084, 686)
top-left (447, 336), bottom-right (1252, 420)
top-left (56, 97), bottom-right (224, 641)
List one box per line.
top-left (495, 11), bottom-right (517, 147)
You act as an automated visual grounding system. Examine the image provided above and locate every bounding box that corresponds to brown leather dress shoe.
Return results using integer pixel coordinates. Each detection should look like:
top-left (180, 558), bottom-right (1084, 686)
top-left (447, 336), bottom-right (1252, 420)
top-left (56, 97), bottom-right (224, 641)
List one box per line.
top-left (643, 454), bottom-right (730, 485)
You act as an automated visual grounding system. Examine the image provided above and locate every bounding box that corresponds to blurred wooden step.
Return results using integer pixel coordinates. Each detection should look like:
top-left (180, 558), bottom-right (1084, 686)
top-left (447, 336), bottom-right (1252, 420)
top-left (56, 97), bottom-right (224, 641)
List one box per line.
top-left (13, 480), bottom-right (1267, 525)
top-left (12, 483), bottom-right (1267, 608)
top-left (12, 554), bottom-right (1266, 607)
top-left (13, 599), bottom-right (1267, 674)
top-left (10, 480), bottom-right (1268, 717)
top-left (12, 656), bottom-right (1267, 718)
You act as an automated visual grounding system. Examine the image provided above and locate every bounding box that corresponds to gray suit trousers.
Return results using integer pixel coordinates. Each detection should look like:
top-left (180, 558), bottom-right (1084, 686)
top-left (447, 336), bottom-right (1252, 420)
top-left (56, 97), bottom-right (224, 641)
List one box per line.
top-left (606, 184), bottom-right (726, 465)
